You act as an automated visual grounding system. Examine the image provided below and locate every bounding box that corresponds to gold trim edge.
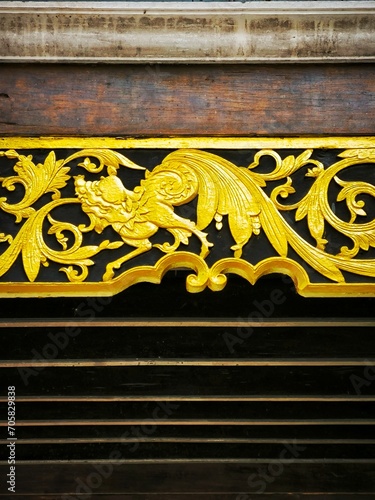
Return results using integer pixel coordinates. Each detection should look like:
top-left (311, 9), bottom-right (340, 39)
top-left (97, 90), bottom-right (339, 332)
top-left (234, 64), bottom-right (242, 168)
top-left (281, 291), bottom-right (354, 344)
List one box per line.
top-left (1, 254), bottom-right (375, 298)
top-left (2, 136), bottom-right (375, 150)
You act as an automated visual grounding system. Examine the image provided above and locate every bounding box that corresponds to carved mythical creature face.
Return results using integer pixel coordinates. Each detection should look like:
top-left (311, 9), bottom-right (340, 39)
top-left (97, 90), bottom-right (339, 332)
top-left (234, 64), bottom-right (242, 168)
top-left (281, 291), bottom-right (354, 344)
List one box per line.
top-left (74, 175), bottom-right (134, 232)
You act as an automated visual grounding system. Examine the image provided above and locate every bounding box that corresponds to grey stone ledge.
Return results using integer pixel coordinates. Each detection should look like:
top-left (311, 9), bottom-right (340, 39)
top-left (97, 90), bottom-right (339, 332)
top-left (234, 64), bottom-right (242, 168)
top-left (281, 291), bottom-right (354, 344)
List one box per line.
top-left (1, 1), bottom-right (375, 63)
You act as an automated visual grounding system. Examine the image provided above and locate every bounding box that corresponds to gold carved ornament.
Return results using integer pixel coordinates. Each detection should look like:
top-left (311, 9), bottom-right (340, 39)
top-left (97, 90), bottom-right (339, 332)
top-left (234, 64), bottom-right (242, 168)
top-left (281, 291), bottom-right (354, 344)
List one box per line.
top-left (0, 137), bottom-right (375, 297)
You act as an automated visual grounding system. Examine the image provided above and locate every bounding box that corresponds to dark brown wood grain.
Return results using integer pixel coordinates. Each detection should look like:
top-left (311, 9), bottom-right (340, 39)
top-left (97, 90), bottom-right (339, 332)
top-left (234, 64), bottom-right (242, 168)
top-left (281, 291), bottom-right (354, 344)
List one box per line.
top-left (2, 365), bottom-right (375, 399)
top-left (1, 462), bottom-right (374, 495)
top-left (5, 442), bottom-right (375, 461)
top-left (7, 423), bottom-right (375, 442)
top-left (3, 400), bottom-right (375, 423)
top-left (1, 325), bottom-right (374, 362)
top-left (0, 64), bottom-right (374, 136)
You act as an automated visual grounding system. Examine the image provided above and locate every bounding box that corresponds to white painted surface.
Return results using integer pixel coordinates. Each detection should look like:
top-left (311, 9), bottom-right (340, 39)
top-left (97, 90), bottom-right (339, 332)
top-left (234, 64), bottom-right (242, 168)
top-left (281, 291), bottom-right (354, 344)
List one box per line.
top-left (0, 2), bottom-right (374, 63)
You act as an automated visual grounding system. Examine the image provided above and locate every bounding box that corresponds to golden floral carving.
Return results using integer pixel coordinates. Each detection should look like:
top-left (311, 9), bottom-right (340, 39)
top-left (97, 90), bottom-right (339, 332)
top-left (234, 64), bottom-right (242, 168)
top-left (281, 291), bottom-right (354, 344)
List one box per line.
top-left (1, 138), bottom-right (375, 297)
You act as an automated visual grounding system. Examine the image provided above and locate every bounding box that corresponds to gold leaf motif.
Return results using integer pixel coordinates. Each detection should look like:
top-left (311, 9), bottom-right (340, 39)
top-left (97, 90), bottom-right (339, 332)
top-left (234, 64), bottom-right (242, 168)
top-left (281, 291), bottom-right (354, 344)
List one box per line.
top-left (335, 176), bottom-right (372, 223)
top-left (0, 150), bottom-right (70, 221)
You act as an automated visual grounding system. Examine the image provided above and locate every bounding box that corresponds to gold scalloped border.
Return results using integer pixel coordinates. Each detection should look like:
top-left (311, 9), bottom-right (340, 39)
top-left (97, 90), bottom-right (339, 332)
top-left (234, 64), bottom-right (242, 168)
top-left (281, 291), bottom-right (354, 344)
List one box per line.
top-left (1, 253), bottom-right (375, 298)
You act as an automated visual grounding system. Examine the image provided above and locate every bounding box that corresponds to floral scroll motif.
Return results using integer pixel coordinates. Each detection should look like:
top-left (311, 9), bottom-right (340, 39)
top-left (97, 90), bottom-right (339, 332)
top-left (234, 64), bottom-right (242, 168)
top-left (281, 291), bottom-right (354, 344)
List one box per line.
top-left (1, 142), bottom-right (375, 297)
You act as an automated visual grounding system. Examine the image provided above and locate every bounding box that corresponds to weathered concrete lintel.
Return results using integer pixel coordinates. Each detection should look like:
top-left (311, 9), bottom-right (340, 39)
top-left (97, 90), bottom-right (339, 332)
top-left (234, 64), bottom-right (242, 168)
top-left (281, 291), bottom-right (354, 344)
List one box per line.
top-left (1, 2), bottom-right (375, 63)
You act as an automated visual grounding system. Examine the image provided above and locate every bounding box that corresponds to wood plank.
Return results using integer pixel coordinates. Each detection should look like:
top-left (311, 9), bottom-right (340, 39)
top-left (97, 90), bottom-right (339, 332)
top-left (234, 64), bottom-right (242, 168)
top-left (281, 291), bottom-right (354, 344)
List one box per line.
top-left (3, 438), bottom-right (375, 445)
top-left (5, 396), bottom-right (375, 403)
top-left (2, 442), bottom-right (375, 461)
top-left (1, 401), bottom-right (375, 424)
top-left (1, 325), bottom-right (375, 362)
top-left (3, 359), bottom-right (375, 368)
top-left (2, 365), bottom-right (375, 398)
top-left (11, 420), bottom-right (374, 427)
top-left (7, 423), bottom-right (375, 442)
top-left (0, 64), bottom-right (375, 136)
top-left (0, 462), bottom-right (374, 494)
top-left (1, 319), bottom-right (375, 328)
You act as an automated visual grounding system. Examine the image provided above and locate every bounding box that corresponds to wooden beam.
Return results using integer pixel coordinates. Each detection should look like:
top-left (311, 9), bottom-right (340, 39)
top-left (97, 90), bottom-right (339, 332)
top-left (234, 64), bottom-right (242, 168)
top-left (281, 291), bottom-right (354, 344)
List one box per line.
top-left (1, 64), bottom-right (374, 136)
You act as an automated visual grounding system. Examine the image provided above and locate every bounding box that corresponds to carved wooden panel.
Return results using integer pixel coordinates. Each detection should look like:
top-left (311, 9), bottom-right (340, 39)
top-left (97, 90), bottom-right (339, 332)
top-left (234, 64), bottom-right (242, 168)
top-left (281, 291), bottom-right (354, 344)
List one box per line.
top-left (1, 58), bottom-right (375, 498)
top-left (1, 137), bottom-right (375, 297)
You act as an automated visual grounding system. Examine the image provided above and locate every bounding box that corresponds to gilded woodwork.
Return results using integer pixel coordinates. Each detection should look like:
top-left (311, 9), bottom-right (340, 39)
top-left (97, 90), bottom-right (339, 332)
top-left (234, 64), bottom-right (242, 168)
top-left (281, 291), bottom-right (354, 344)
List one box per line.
top-left (1, 137), bottom-right (375, 297)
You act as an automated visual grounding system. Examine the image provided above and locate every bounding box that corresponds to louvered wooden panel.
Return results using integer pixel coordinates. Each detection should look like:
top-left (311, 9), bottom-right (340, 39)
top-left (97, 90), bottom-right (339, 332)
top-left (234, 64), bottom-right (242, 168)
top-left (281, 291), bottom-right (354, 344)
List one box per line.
top-left (1, 274), bottom-right (375, 496)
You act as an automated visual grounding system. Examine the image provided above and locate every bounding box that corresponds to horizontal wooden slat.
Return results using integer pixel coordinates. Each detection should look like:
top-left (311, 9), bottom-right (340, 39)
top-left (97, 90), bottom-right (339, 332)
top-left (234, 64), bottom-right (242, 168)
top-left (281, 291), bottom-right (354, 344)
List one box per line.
top-left (5, 396), bottom-right (375, 403)
top-left (12, 420), bottom-right (374, 426)
top-left (6, 424), bottom-right (375, 442)
top-left (5, 459), bottom-right (375, 465)
top-left (2, 365), bottom-right (374, 398)
top-left (3, 359), bottom-right (375, 367)
top-left (1, 319), bottom-right (375, 328)
top-left (2, 442), bottom-right (375, 461)
top-left (1, 325), bottom-right (375, 361)
top-left (0, 462), bottom-right (374, 494)
top-left (1, 401), bottom-right (375, 423)
top-left (2, 438), bottom-right (375, 445)
top-left (0, 64), bottom-right (375, 136)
